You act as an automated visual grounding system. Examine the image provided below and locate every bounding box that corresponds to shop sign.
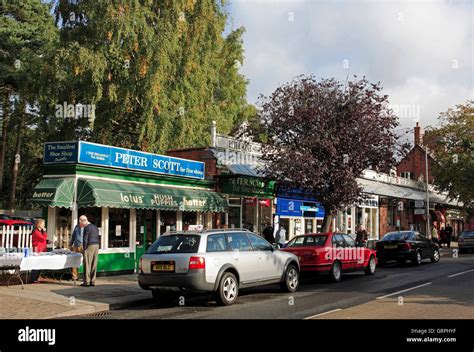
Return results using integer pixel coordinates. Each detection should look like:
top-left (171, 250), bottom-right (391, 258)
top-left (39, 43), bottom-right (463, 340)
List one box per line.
top-left (220, 176), bottom-right (275, 197)
top-left (300, 205), bottom-right (319, 212)
top-left (44, 141), bottom-right (205, 180)
top-left (244, 197), bottom-right (257, 206)
top-left (357, 195), bottom-right (379, 209)
top-left (258, 199), bottom-right (271, 207)
top-left (414, 209), bottom-right (425, 215)
top-left (215, 135), bottom-right (262, 155)
top-left (415, 200), bottom-right (424, 208)
top-left (276, 198), bottom-right (325, 218)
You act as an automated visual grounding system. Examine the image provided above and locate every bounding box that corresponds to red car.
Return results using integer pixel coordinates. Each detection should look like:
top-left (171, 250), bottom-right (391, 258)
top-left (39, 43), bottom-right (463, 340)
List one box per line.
top-left (281, 232), bottom-right (378, 282)
top-left (0, 219), bottom-right (33, 227)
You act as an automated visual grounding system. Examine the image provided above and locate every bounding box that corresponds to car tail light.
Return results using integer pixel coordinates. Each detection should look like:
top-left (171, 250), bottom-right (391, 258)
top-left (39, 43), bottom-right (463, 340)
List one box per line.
top-left (189, 256), bottom-right (205, 270)
top-left (403, 242), bottom-right (412, 250)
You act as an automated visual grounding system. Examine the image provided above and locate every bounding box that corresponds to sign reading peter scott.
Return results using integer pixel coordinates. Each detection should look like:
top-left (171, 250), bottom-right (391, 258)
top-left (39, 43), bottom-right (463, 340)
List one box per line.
top-left (44, 141), bottom-right (205, 180)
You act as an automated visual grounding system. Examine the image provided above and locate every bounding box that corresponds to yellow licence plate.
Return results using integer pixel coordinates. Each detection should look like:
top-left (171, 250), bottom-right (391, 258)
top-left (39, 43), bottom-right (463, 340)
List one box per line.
top-left (384, 245), bottom-right (397, 249)
top-left (152, 263), bottom-right (175, 272)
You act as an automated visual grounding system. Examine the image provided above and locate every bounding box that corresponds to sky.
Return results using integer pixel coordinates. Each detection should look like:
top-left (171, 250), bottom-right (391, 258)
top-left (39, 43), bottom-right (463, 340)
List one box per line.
top-left (227, 0), bottom-right (473, 140)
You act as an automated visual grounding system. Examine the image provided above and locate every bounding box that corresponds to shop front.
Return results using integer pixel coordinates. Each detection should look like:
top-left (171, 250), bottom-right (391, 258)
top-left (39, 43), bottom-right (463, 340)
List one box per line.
top-left (219, 175), bottom-right (275, 233)
top-left (275, 197), bottom-right (325, 240)
top-left (335, 195), bottom-right (380, 239)
top-left (30, 141), bottom-right (227, 274)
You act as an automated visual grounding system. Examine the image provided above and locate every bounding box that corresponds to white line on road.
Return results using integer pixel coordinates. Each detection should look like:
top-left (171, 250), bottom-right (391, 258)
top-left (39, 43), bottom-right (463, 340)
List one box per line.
top-left (304, 308), bottom-right (342, 319)
top-left (376, 282), bottom-right (432, 300)
top-left (448, 269), bottom-right (474, 278)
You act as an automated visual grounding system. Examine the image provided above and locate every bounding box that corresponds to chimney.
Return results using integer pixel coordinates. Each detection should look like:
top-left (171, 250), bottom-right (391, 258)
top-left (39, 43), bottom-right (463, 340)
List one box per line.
top-left (414, 122), bottom-right (422, 146)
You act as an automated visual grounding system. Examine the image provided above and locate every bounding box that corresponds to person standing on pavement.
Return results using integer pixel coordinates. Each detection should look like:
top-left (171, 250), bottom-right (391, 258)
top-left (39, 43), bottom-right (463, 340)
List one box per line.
top-left (275, 225), bottom-right (287, 248)
top-left (262, 223), bottom-right (275, 243)
top-left (69, 219), bottom-right (84, 282)
top-left (30, 218), bottom-right (49, 283)
top-left (445, 223), bottom-right (453, 248)
top-left (431, 225), bottom-right (439, 245)
top-left (81, 216), bottom-right (100, 287)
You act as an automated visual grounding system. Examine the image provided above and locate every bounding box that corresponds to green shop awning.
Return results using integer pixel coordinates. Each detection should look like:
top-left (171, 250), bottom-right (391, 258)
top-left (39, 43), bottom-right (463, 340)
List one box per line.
top-left (77, 179), bottom-right (228, 212)
top-left (30, 178), bottom-right (75, 208)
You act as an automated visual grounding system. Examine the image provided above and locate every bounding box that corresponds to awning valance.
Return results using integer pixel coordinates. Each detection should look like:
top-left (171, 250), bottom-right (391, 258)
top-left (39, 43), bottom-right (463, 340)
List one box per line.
top-left (30, 178), bottom-right (75, 208)
top-left (77, 179), bottom-right (227, 212)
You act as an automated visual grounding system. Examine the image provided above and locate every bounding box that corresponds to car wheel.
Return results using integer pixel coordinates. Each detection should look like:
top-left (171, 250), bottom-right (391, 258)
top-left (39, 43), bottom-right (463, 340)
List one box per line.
top-left (430, 248), bottom-right (440, 263)
top-left (216, 272), bottom-right (239, 306)
top-left (412, 250), bottom-right (422, 266)
top-left (329, 261), bottom-right (342, 282)
top-left (364, 256), bottom-right (376, 275)
top-left (280, 264), bottom-right (299, 292)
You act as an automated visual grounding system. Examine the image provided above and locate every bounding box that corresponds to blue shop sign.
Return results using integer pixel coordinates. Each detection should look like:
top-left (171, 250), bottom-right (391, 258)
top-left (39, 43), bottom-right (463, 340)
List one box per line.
top-left (276, 198), bottom-right (325, 218)
top-left (43, 141), bottom-right (205, 180)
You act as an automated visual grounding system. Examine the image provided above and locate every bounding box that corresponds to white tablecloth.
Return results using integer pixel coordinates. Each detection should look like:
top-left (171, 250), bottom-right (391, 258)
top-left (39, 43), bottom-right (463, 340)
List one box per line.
top-left (0, 252), bottom-right (82, 270)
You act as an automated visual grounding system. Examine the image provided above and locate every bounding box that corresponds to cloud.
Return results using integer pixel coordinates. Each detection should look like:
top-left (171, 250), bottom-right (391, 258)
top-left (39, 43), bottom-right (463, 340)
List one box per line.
top-left (229, 0), bottom-right (473, 130)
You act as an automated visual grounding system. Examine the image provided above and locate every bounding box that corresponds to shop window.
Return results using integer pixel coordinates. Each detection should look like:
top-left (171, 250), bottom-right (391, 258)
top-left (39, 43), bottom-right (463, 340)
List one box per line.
top-left (182, 211), bottom-right (197, 231)
top-left (160, 211), bottom-right (176, 234)
top-left (228, 206), bottom-right (241, 229)
top-left (108, 208), bottom-right (130, 248)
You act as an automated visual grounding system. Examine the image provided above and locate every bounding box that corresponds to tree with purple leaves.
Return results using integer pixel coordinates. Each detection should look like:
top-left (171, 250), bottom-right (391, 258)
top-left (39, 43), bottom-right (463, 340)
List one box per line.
top-left (258, 75), bottom-right (400, 231)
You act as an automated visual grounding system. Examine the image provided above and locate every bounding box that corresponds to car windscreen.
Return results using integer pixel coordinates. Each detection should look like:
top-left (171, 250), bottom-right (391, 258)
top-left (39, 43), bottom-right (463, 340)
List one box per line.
top-left (286, 236), bottom-right (327, 247)
top-left (381, 232), bottom-right (415, 241)
top-left (147, 235), bottom-right (200, 254)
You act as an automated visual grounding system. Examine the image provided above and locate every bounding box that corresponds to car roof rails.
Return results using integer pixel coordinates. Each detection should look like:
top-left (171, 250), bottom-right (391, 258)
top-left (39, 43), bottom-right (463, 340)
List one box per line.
top-left (202, 228), bottom-right (252, 233)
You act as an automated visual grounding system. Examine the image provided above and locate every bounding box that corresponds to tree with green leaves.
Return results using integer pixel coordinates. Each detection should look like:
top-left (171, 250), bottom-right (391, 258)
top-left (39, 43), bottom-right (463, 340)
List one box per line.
top-left (0, 1), bottom-right (59, 210)
top-left (424, 101), bottom-right (474, 214)
top-left (52, 0), bottom-right (254, 152)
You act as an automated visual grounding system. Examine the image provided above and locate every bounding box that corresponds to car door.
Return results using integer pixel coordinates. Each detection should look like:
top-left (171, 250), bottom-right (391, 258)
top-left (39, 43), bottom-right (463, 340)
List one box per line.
top-left (332, 234), bottom-right (351, 270)
top-left (246, 233), bottom-right (284, 281)
top-left (342, 234), bottom-right (360, 270)
top-left (225, 232), bottom-right (260, 285)
top-left (415, 233), bottom-right (431, 258)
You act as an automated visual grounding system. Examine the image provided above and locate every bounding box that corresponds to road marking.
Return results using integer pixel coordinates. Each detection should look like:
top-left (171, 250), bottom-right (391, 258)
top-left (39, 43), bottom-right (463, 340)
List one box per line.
top-left (448, 269), bottom-right (474, 278)
top-left (376, 282), bottom-right (432, 300)
top-left (304, 308), bottom-right (342, 319)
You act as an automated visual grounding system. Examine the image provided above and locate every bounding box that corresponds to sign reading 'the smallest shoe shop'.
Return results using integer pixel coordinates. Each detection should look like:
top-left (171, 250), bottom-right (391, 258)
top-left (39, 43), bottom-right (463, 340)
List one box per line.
top-left (43, 141), bottom-right (205, 180)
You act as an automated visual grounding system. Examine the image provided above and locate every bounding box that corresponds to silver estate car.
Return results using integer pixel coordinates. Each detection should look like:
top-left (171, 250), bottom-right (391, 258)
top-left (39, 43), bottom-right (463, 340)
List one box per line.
top-left (138, 229), bottom-right (300, 305)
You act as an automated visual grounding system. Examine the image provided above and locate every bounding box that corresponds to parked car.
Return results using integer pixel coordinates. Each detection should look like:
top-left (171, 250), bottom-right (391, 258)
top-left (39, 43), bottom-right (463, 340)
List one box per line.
top-left (138, 229), bottom-right (300, 305)
top-left (0, 219), bottom-right (33, 227)
top-left (458, 230), bottom-right (474, 253)
top-left (281, 232), bottom-right (377, 282)
top-left (376, 231), bottom-right (440, 265)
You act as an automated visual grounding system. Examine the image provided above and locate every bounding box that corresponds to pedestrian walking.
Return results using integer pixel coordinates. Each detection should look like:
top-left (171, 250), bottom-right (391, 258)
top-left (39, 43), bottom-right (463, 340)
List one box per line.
top-left (445, 223), bottom-right (453, 248)
top-left (69, 220), bottom-right (84, 282)
top-left (275, 225), bottom-right (286, 248)
top-left (262, 223), bottom-right (275, 243)
top-left (81, 215), bottom-right (100, 287)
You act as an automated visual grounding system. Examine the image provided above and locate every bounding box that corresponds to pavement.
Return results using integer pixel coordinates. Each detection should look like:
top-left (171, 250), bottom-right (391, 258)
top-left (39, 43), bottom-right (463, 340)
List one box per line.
top-left (0, 274), bottom-right (150, 319)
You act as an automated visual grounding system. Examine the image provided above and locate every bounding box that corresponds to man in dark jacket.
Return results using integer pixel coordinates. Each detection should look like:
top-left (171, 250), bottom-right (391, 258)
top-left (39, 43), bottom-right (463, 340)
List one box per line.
top-left (262, 223), bottom-right (275, 244)
top-left (81, 215), bottom-right (100, 287)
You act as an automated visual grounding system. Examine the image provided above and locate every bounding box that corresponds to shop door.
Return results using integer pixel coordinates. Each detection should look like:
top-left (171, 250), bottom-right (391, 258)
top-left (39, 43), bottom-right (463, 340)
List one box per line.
top-left (136, 210), bottom-right (154, 270)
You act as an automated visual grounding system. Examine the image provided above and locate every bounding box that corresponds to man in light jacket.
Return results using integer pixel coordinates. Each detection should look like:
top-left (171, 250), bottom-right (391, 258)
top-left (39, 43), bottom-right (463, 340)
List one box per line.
top-left (275, 225), bottom-right (287, 248)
